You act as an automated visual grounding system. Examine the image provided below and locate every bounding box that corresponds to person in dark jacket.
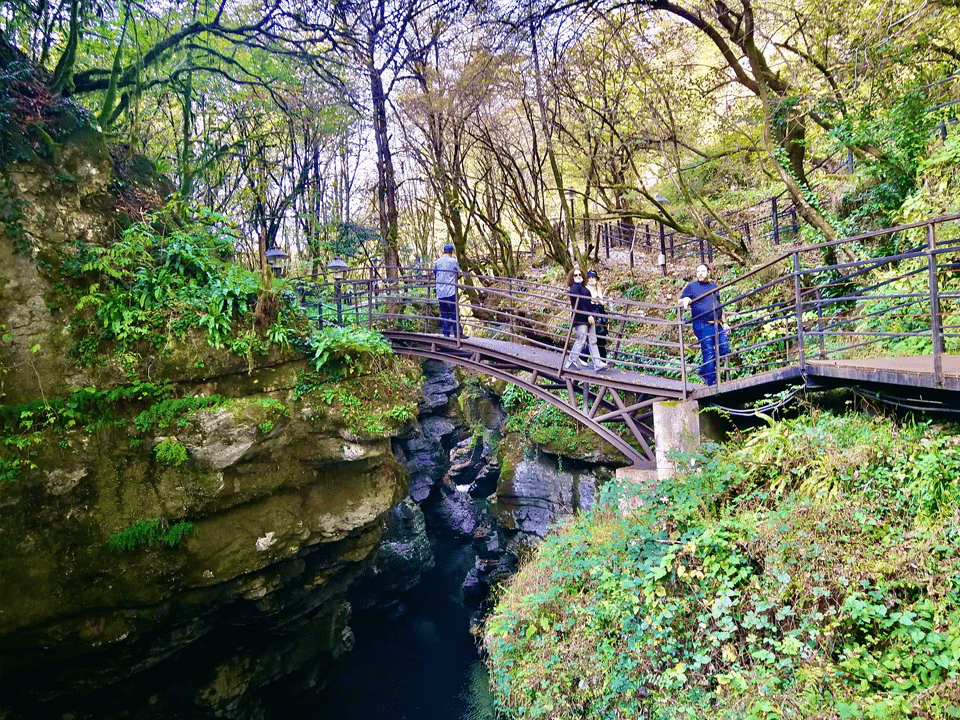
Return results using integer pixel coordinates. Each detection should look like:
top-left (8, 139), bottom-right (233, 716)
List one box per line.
top-left (564, 267), bottom-right (607, 372)
top-left (680, 263), bottom-right (730, 385)
top-left (585, 269), bottom-right (609, 359)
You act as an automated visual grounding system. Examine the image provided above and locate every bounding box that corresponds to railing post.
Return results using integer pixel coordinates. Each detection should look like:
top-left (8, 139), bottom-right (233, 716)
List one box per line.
top-left (678, 311), bottom-right (688, 399)
top-left (559, 317), bottom-right (576, 373)
top-left (771, 196), bottom-right (780, 245)
top-left (367, 270), bottom-right (374, 328)
top-left (455, 271), bottom-right (463, 348)
top-left (815, 289), bottom-right (825, 359)
top-left (334, 278), bottom-right (343, 325)
top-left (793, 252), bottom-right (806, 373)
top-left (927, 223), bottom-right (944, 386)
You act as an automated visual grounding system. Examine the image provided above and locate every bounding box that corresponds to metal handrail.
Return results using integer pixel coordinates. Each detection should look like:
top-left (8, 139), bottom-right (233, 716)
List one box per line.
top-left (289, 214), bottom-right (959, 391)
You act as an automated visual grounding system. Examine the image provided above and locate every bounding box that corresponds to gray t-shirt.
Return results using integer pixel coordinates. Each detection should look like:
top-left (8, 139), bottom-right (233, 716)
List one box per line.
top-left (433, 254), bottom-right (460, 298)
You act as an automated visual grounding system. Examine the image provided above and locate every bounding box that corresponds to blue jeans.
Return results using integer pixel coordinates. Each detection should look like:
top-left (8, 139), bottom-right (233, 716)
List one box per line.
top-left (438, 295), bottom-right (460, 336)
top-left (692, 320), bottom-right (730, 385)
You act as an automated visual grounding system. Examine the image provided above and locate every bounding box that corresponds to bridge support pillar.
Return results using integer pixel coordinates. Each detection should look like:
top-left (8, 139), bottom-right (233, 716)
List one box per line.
top-left (614, 400), bottom-right (708, 513)
top-left (652, 399), bottom-right (708, 478)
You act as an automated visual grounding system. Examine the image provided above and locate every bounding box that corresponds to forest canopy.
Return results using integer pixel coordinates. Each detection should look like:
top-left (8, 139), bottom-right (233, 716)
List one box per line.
top-left (2, 0), bottom-right (958, 274)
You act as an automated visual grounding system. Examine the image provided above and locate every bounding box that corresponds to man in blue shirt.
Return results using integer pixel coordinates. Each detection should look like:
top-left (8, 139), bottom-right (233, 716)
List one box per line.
top-left (680, 263), bottom-right (730, 385)
top-left (433, 244), bottom-right (464, 338)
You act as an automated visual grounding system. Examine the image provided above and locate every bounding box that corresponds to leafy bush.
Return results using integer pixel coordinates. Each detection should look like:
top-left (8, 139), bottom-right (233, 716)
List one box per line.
top-left (67, 204), bottom-right (301, 362)
top-left (485, 410), bottom-right (960, 720)
top-left (304, 325), bottom-right (394, 375)
top-left (835, 90), bottom-right (936, 229)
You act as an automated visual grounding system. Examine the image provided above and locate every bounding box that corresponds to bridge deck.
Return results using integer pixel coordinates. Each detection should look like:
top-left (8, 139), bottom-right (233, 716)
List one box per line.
top-left (695, 354), bottom-right (960, 408)
top-left (410, 334), bottom-right (691, 398)
top-left (805, 355), bottom-right (960, 390)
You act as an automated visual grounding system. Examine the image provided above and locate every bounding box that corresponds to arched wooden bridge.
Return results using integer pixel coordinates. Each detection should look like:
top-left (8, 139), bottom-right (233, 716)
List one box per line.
top-left (292, 215), bottom-right (960, 468)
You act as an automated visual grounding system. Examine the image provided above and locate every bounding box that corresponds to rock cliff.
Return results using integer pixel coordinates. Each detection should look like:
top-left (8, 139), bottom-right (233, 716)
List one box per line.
top-left (0, 111), bottom-right (427, 720)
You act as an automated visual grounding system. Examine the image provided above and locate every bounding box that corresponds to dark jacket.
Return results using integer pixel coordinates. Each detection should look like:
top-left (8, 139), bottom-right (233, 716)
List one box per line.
top-left (569, 282), bottom-right (592, 325)
top-left (681, 280), bottom-right (723, 323)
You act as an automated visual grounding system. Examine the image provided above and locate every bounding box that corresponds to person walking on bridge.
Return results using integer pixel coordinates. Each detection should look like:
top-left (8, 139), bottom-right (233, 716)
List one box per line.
top-left (680, 263), bottom-right (730, 385)
top-left (433, 243), bottom-right (464, 338)
top-left (564, 267), bottom-right (608, 373)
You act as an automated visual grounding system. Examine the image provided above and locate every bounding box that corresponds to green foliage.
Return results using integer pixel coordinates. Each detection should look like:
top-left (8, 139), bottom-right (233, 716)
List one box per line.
top-left (72, 211), bottom-right (260, 354)
top-left (835, 90), bottom-right (937, 229)
top-left (106, 518), bottom-right (197, 551)
top-left (485, 410), bottom-right (960, 720)
top-left (0, 175), bottom-right (29, 254)
top-left (501, 383), bottom-right (535, 410)
top-left (304, 325), bottom-right (394, 376)
top-left (294, 359), bottom-right (420, 437)
top-left (321, 221), bottom-right (380, 260)
top-left (133, 394), bottom-right (224, 432)
top-left (154, 437), bottom-right (188, 466)
top-left (0, 382), bottom-right (223, 482)
top-left (504, 393), bottom-right (590, 455)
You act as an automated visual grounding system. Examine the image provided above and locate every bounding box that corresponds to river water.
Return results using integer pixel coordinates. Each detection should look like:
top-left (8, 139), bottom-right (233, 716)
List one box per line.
top-left (272, 533), bottom-right (496, 720)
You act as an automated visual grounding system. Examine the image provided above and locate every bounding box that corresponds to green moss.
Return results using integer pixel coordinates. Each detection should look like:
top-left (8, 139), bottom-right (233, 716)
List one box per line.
top-left (297, 359), bottom-right (421, 438)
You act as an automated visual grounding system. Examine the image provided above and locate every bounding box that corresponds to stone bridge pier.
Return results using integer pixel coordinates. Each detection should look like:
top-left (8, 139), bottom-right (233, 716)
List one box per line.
top-left (615, 400), bottom-right (724, 503)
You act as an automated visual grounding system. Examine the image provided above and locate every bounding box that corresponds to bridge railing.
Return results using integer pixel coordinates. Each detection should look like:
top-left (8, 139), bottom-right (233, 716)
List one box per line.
top-left (289, 213), bottom-right (959, 390)
top-left (289, 266), bottom-right (693, 382)
top-left (708, 214), bottom-right (960, 386)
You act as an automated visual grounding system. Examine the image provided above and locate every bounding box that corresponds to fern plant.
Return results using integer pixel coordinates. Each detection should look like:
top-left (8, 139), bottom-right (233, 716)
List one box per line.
top-left (106, 518), bottom-right (196, 551)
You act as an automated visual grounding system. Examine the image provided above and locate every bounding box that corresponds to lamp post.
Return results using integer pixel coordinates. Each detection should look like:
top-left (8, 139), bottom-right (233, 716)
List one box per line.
top-left (654, 193), bottom-right (669, 276)
top-left (326, 256), bottom-right (348, 325)
top-left (265, 245), bottom-right (290, 278)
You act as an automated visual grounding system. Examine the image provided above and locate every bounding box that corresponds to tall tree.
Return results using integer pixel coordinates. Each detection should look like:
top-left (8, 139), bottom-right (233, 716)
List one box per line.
top-left (331, 0), bottom-right (461, 277)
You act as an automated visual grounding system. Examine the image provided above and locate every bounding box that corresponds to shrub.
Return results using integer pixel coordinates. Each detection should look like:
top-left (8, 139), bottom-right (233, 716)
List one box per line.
top-left (484, 410), bottom-right (960, 720)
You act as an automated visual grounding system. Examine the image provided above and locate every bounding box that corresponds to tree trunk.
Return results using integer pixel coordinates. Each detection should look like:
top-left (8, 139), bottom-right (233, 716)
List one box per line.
top-left (369, 56), bottom-right (401, 279)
